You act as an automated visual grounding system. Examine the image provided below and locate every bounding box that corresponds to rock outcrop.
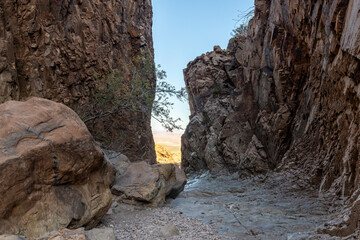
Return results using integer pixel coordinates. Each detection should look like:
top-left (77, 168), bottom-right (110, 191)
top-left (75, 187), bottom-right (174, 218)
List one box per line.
top-left (104, 149), bottom-right (186, 205)
top-left (0, 0), bottom-right (156, 163)
top-left (182, 0), bottom-right (360, 236)
top-left (111, 161), bottom-right (186, 206)
top-left (0, 98), bottom-right (114, 239)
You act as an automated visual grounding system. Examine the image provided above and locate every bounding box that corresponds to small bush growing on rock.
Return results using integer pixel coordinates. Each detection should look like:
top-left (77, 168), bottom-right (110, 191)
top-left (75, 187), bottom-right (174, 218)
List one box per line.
top-left (231, 7), bottom-right (255, 36)
top-left (232, 24), bottom-right (248, 36)
top-left (85, 48), bottom-right (187, 132)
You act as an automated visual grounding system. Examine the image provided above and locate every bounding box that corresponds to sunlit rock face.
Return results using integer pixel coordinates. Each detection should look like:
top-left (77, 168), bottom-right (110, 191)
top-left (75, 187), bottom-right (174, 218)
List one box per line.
top-left (155, 144), bottom-right (181, 164)
top-left (182, 0), bottom-right (360, 236)
top-left (0, 0), bottom-right (156, 163)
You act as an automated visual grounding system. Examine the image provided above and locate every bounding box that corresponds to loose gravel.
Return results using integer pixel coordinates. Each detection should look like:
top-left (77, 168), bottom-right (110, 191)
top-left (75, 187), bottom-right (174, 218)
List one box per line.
top-left (99, 202), bottom-right (232, 240)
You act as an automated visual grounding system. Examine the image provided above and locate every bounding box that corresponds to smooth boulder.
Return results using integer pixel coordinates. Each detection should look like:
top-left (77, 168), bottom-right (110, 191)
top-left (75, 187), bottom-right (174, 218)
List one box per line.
top-left (0, 98), bottom-right (115, 239)
top-left (156, 164), bottom-right (187, 199)
top-left (111, 161), bottom-right (186, 206)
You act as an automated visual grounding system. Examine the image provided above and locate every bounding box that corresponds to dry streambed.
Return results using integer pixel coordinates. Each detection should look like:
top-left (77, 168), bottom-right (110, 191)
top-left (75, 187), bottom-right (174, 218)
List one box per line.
top-left (97, 172), bottom-right (354, 240)
top-left (168, 172), bottom-right (342, 240)
top-left (8, 172), bottom-right (355, 240)
top-left (99, 203), bottom-right (226, 240)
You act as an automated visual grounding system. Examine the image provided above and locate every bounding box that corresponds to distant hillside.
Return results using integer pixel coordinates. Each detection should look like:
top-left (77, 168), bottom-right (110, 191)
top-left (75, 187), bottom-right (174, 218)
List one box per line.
top-left (155, 144), bottom-right (181, 164)
top-left (153, 132), bottom-right (181, 152)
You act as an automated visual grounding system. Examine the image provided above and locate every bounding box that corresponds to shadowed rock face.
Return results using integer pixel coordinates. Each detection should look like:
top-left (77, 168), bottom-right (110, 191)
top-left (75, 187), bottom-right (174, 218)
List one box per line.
top-left (182, 0), bottom-right (360, 236)
top-left (0, 0), bottom-right (156, 163)
top-left (0, 98), bottom-right (115, 239)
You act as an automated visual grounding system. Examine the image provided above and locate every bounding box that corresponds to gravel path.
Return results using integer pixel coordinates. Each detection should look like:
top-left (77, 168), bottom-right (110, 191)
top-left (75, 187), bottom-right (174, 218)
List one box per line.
top-left (97, 172), bottom-right (359, 240)
top-left (99, 202), bottom-right (231, 240)
top-left (169, 172), bottom-right (339, 240)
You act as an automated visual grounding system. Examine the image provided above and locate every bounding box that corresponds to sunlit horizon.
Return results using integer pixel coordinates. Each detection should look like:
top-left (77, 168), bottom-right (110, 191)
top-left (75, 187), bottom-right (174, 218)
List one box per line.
top-left (151, 0), bottom-right (254, 134)
top-left (151, 0), bottom-right (254, 151)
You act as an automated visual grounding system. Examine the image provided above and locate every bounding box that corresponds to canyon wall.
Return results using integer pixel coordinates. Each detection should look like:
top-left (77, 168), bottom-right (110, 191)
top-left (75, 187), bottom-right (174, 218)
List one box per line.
top-left (0, 0), bottom-right (156, 163)
top-left (182, 0), bottom-right (360, 236)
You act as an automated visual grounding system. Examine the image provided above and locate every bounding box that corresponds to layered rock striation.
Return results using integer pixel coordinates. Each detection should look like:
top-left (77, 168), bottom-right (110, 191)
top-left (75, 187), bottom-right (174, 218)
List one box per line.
top-left (182, 0), bottom-right (360, 236)
top-left (0, 0), bottom-right (156, 163)
top-left (0, 98), bottom-right (115, 239)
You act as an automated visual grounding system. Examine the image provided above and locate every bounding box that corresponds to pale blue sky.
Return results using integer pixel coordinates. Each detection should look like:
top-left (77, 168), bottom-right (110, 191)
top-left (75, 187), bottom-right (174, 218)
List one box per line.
top-left (151, 0), bottom-right (254, 133)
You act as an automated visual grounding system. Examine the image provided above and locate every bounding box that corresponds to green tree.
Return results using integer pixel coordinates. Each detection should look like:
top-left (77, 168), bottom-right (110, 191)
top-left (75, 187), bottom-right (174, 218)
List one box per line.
top-left (152, 65), bottom-right (187, 131)
top-left (84, 49), bottom-right (187, 132)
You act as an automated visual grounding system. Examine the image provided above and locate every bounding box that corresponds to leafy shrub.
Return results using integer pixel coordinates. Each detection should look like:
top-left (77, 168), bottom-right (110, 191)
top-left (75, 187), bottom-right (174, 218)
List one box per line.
top-left (85, 48), bottom-right (187, 132)
top-left (232, 24), bottom-right (249, 36)
top-left (231, 7), bottom-right (255, 36)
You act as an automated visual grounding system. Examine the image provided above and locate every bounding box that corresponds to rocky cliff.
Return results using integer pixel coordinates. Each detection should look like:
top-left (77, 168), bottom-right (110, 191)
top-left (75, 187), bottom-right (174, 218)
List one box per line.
top-left (182, 0), bottom-right (360, 236)
top-left (0, 0), bottom-right (156, 163)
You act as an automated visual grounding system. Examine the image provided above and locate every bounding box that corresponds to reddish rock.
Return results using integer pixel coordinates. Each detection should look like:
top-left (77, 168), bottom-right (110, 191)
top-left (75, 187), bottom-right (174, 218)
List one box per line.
top-left (182, 0), bottom-right (360, 236)
top-left (0, 98), bottom-right (114, 239)
top-left (0, 0), bottom-right (156, 163)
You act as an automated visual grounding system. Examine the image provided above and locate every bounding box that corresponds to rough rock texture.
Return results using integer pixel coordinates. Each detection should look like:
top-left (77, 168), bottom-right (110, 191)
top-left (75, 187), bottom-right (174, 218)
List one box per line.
top-left (100, 203), bottom-right (228, 240)
top-left (157, 163), bottom-right (187, 199)
top-left (111, 161), bottom-right (186, 206)
top-left (0, 236), bottom-right (27, 240)
top-left (182, 0), bottom-right (360, 237)
top-left (46, 229), bottom-right (86, 240)
top-left (0, 0), bottom-right (156, 163)
top-left (0, 98), bottom-right (114, 239)
top-left (159, 224), bottom-right (180, 238)
top-left (85, 228), bottom-right (116, 240)
top-left (39, 227), bottom-right (116, 240)
top-left (103, 150), bottom-right (131, 177)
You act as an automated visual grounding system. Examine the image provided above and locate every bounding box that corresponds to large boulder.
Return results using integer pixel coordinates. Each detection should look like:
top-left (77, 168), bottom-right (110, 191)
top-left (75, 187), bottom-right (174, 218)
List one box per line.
top-left (156, 164), bottom-right (187, 199)
top-left (103, 150), bottom-right (131, 177)
top-left (111, 161), bottom-right (186, 206)
top-left (0, 98), bottom-right (115, 239)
